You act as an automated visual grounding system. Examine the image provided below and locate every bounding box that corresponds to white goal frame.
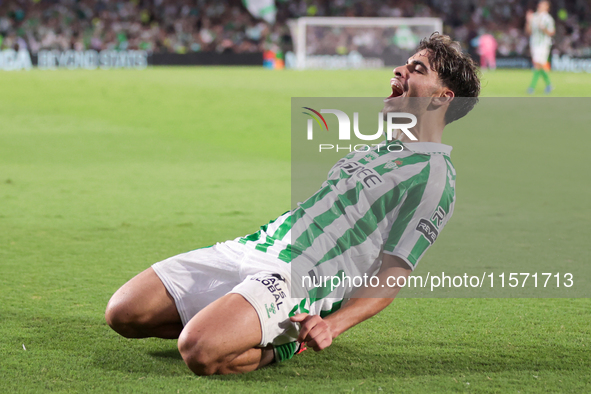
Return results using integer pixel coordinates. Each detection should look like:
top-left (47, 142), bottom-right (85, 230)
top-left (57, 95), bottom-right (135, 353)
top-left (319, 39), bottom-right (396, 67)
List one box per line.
top-left (289, 17), bottom-right (443, 69)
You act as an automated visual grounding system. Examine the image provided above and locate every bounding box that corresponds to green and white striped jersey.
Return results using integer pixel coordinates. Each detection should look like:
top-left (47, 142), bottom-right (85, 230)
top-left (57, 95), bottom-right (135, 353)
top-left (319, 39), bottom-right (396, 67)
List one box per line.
top-left (237, 140), bottom-right (456, 316)
top-left (530, 11), bottom-right (554, 49)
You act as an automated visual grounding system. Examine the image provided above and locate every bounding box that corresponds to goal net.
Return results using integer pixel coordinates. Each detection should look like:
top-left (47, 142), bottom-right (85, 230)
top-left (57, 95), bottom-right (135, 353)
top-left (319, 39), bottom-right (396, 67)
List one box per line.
top-left (287, 17), bottom-right (443, 69)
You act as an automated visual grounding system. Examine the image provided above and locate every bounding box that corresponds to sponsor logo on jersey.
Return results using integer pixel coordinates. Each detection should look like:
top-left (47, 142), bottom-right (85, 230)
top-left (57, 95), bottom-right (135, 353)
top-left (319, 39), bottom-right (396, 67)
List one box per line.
top-left (416, 207), bottom-right (447, 244)
top-left (332, 159), bottom-right (384, 189)
top-left (251, 274), bottom-right (286, 312)
top-left (416, 219), bottom-right (439, 244)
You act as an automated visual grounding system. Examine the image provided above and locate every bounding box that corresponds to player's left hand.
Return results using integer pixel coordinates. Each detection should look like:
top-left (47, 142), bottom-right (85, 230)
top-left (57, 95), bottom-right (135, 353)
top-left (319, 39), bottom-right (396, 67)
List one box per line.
top-left (290, 313), bottom-right (333, 351)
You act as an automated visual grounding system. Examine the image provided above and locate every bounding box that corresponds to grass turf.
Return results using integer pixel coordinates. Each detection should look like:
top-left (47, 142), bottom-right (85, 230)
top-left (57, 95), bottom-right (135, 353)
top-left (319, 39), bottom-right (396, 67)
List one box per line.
top-left (1, 67), bottom-right (590, 393)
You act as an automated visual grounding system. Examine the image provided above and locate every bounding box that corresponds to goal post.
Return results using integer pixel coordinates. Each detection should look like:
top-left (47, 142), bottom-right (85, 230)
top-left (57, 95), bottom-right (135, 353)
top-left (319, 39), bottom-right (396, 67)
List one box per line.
top-left (287, 17), bottom-right (443, 69)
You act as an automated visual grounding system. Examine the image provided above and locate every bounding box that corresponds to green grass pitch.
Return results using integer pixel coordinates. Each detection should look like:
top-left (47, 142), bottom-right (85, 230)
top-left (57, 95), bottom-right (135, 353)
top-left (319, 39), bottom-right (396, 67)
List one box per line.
top-left (1, 67), bottom-right (590, 393)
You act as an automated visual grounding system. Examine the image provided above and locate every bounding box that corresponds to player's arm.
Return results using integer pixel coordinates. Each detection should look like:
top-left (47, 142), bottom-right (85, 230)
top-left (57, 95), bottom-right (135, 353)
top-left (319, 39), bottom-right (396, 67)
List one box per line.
top-left (290, 253), bottom-right (411, 351)
top-left (540, 16), bottom-right (555, 37)
top-left (542, 25), bottom-right (555, 37)
top-left (525, 10), bottom-right (534, 35)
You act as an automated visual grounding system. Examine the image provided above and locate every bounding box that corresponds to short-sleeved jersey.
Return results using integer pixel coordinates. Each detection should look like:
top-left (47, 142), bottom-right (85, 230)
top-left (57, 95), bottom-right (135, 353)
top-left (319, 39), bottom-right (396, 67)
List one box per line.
top-left (530, 11), bottom-right (555, 49)
top-left (236, 140), bottom-right (456, 316)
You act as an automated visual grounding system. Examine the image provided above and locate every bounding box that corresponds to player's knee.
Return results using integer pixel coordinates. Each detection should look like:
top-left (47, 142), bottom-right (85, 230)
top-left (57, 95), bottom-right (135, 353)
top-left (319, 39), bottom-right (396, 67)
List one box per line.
top-left (104, 299), bottom-right (144, 338)
top-left (177, 331), bottom-right (223, 376)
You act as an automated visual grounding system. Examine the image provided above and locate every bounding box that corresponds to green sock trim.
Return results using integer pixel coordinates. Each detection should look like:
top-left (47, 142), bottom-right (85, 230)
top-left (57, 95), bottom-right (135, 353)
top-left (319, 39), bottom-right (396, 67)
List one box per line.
top-left (529, 69), bottom-right (540, 89)
top-left (274, 342), bottom-right (298, 363)
top-left (540, 69), bottom-right (551, 85)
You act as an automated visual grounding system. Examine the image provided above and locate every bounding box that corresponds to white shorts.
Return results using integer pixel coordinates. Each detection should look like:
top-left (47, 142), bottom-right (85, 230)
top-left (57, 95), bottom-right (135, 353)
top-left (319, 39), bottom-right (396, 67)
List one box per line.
top-left (531, 46), bottom-right (550, 65)
top-left (152, 241), bottom-right (299, 347)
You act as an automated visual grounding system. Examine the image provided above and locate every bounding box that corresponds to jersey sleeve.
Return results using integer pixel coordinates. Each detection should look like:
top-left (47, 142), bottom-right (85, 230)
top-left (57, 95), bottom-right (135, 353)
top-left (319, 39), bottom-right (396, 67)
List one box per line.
top-left (383, 158), bottom-right (456, 270)
top-left (546, 15), bottom-right (555, 34)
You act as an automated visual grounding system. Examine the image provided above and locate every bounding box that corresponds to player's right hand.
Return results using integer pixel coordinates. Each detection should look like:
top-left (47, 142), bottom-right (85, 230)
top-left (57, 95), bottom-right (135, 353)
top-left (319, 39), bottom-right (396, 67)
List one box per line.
top-left (290, 313), bottom-right (333, 352)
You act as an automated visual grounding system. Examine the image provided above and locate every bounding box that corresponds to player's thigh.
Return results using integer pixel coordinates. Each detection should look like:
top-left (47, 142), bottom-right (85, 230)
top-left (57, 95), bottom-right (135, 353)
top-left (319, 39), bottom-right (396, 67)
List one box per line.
top-left (106, 267), bottom-right (180, 326)
top-left (178, 293), bottom-right (262, 363)
top-left (178, 269), bottom-right (300, 358)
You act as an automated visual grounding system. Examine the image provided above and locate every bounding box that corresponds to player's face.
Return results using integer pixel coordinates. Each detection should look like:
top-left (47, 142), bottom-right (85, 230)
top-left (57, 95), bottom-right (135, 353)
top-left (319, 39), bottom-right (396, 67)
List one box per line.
top-left (383, 50), bottom-right (451, 115)
top-left (538, 1), bottom-right (550, 12)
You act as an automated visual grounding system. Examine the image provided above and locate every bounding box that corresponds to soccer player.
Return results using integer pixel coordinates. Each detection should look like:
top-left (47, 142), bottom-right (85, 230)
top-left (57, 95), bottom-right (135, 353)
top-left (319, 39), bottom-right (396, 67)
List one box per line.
top-left (105, 33), bottom-right (480, 376)
top-left (526, 0), bottom-right (555, 94)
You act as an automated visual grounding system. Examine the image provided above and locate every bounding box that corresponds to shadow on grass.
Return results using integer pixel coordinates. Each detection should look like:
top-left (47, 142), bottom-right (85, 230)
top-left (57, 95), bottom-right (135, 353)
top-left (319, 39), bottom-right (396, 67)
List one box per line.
top-left (148, 349), bottom-right (183, 360)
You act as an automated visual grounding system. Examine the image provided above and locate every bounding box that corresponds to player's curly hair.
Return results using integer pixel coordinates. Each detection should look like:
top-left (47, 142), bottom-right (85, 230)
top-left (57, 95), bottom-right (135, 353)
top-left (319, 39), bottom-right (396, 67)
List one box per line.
top-left (417, 33), bottom-right (481, 124)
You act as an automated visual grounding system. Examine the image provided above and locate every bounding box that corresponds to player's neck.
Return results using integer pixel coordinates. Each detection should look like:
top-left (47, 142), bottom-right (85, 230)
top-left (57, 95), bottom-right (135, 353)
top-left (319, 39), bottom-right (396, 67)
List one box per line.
top-left (398, 132), bottom-right (443, 144)
top-left (397, 113), bottom-right (445, 144)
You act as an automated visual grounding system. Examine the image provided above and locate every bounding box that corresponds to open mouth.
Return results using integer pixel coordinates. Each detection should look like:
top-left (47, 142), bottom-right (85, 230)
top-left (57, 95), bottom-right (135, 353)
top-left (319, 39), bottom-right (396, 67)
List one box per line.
top-left (385, 78), bottom-right (405, 101)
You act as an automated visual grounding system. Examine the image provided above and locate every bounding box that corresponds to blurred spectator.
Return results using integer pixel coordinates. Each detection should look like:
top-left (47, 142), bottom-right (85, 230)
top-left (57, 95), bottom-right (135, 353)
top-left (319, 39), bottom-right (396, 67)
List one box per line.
top-left (0, 0), bottom-right (284, 54)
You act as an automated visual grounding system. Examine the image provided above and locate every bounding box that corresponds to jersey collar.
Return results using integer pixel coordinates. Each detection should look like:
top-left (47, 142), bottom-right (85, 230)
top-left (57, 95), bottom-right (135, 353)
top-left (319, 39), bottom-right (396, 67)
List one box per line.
top-left (387, 140), bottom-right (453, 156)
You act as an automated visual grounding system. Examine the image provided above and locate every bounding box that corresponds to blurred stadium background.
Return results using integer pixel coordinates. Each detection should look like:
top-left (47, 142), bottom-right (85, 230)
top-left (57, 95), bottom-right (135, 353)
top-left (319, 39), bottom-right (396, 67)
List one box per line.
top-left (0, 0), bottom-right (590, 71)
